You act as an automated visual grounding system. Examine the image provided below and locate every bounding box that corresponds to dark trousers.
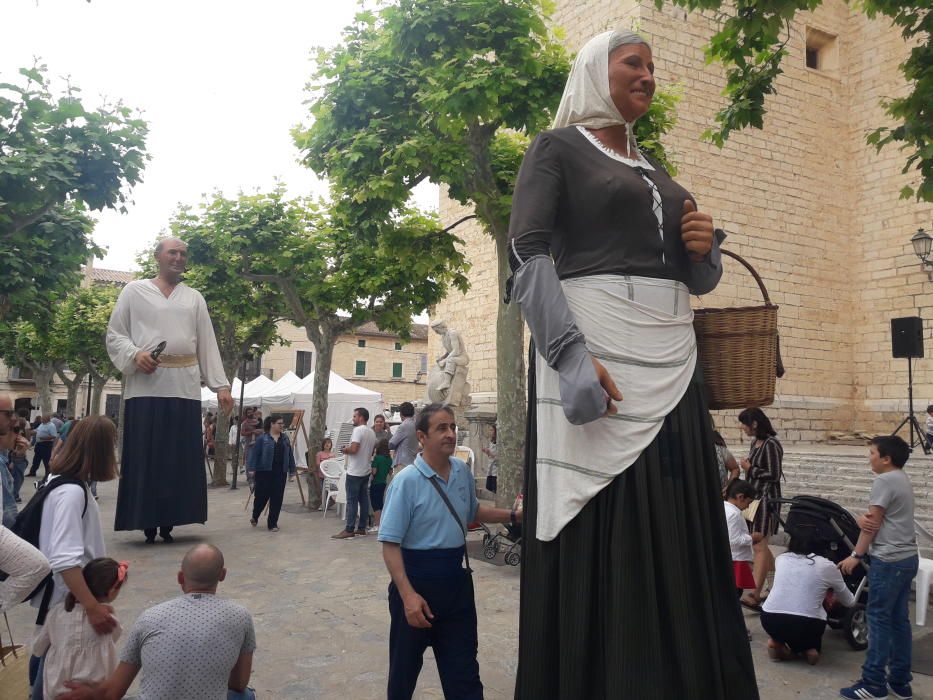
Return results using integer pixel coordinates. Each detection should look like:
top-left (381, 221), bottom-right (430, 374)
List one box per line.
top-left (252, 469), bottom-right (287, 529)
top-left (29, 442), bottom-right (52, 476)
top-left (388, 574), bottom-right (483, 700)
top-left (143, 526), bottom-right (174, 540)
top-left (760, 611), bottom-right (827, 653)
top-left (344, 473), bottom-right (370, 532)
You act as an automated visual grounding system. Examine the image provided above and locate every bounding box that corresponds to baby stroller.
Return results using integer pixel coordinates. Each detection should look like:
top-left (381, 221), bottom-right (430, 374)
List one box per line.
top-left (472, 522), bottom-right (522, 566)
top-left (769, 495), bottom-right (870, 650)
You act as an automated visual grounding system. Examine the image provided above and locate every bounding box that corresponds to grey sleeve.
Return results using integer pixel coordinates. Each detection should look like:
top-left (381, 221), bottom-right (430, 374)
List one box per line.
top-left (512, 255), bottom-right (606, 425)
top-left (119, 617), bottom-right (145, 666)
top-left (241, 612), bottom-right (257, 654)
top-left (685, 228), bottom-right (726, 295)
top-left (869, 476), bottom-right (893, 510)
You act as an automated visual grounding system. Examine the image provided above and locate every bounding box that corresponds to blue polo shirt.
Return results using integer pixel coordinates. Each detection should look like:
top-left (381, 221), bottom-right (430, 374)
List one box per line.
top-left (378, 455), bottom-right (478, 550)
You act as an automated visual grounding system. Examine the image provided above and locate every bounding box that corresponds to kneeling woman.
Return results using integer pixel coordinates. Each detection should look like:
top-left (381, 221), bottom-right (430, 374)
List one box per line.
top-left (760, 532), bottom-right (856, 664)
top-left (248, 416), bottom-right (296, 532)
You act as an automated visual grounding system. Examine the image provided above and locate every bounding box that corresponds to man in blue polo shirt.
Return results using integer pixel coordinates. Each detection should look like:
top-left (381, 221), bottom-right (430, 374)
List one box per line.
top-left (378, 403), bottom-right (520, 700)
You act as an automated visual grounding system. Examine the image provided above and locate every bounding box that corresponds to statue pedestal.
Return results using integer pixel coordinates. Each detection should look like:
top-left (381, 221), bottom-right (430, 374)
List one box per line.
top-left (465, 405), bottom-right (497, 499)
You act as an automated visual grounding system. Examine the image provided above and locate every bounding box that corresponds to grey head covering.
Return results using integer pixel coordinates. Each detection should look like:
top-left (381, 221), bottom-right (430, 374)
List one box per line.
top-left (551, 30), bottom-right (651, 150)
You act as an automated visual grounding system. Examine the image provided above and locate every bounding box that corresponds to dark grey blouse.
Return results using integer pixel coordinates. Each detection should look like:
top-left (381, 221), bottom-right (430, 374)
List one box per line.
top-left (507, 126), bottom-right (724, 425)
top-left (509, 126), bottom-right (720, 289)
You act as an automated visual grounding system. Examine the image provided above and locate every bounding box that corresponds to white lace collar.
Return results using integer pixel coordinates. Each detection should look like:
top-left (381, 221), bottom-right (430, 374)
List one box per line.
top-left (575, 126), bottom-right (654, 170)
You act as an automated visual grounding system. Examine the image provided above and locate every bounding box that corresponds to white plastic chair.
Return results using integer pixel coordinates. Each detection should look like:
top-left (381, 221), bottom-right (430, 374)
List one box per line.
top-left (322, 463), bottom-right (347, 520)
top-left (916, 557), bottom-right (933, 625)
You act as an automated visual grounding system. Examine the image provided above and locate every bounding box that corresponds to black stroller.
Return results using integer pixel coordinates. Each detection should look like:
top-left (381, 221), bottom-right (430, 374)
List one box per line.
top-left (472, 522), bottom-right (522, 566)
top-left (769, 495), bottom-right (870, 650)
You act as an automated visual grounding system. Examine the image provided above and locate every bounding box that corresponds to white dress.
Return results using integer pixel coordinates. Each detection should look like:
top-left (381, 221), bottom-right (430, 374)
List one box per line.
top-left (106, 280), bottom-right (229, 401)
top-left (32, 603), bottom-right (122, 699)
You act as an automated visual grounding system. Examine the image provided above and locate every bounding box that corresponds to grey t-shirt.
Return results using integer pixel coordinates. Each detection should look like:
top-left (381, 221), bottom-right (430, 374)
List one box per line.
top-left (120, 593), bottom-right (256, 700)
top-left (869, 469), bottom-right (917, 562)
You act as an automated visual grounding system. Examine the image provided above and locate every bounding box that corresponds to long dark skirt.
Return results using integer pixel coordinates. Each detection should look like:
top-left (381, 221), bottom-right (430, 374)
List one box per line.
top-left (515, 365), bottom-right (759, 699)
top-left (115, 397), bottom-right (207, 531)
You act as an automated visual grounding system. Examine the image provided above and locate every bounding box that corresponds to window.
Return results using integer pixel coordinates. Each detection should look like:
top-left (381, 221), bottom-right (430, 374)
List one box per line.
top-left (395, 341), bottom-right (402, 351)
top-left (296, 351), bottom-right (313, 379)
top-left (243, 355), bottom-right (262, 382)
top-left (105, 394), bottom-right (121, 421)
top-left (56, 399), bottom-right (67, 415)
top-left (355, 360), bottom-right (366, 376)
top-left (357, 339), bottom-right (366, 348)
top-left (805, 27), bottom-right (838, 73)
top-left (392, 362), bottom-right (403, 379)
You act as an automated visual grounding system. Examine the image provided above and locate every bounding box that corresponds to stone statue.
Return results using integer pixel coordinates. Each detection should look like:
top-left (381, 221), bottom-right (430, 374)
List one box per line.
top-left (426, 320), bottom-right (471, 407)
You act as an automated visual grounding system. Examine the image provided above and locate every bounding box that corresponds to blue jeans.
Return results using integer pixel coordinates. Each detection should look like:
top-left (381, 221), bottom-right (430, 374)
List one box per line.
top-left (862, 554), bottom-right (919, 687)
top-left (344, 474), bottom-right (370, 532)
top-left (11, 456), bottom-right (26, 500)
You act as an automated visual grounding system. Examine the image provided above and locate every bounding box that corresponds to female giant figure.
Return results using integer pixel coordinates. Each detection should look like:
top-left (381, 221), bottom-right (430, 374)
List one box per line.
top-left (510, 30), bottom-right (759, 698)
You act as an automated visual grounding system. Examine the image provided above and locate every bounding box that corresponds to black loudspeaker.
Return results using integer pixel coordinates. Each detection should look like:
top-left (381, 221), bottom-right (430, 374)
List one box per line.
top-left (891, 317), bottom-right (924, 359)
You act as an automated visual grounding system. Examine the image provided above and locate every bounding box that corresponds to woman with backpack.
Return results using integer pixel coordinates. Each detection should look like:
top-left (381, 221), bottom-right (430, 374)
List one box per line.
top-left (27, 415), bottom-right (119, 700)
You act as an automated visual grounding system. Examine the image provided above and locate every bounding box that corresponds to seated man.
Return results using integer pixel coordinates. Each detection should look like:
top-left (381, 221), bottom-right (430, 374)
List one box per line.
top-left (60, 544), bottom-right (256, 700)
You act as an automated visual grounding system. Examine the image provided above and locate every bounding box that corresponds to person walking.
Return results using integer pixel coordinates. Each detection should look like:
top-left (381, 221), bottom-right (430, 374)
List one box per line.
top-left (28, 415), bottom-right (58, 478)
top-left (388, 402), bottom-right (419, 470)
top-left (378, 403), bottom-right (519, 700)
top-left (332, 408), bottom-right (376, 539)
top-left (106, 237), bottom-right (232, 544)
top-left (247, 417), bottom-right (296, 532)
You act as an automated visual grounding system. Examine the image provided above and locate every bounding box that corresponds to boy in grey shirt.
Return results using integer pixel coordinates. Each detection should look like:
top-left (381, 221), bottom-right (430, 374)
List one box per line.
top-left (839, 435), bottom-right (918, 700)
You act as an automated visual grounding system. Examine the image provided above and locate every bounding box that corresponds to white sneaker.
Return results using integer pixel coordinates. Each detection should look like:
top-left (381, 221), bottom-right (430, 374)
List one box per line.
top-left (367, 526), bottom-right (379, 534)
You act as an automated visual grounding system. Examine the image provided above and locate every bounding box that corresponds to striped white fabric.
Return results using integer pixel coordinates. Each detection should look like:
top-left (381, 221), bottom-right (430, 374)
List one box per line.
top-left (534, 274), bottom-right (697, 541)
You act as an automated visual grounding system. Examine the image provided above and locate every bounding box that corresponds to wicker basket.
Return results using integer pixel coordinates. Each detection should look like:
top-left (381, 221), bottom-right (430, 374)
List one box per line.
top-left (693, 249), bottom-right (783, 410)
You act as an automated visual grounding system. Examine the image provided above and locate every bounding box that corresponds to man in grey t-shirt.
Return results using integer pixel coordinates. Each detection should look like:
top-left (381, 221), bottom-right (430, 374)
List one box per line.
top-left (59, 545), bottom-right (256, 700)
top-left (388, 402), bottom-right (419, 469)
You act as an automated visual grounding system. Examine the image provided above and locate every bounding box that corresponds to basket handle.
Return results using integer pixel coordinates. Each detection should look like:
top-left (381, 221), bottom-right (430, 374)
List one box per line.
top-left (721, 249), bottom-right (773, 306)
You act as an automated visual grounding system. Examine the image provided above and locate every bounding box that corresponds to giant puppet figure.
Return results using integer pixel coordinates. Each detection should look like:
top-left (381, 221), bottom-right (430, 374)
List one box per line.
top-left (107, 237), bottom-right (233, 544)
top-left (509, 31), bottom-right (759, 698)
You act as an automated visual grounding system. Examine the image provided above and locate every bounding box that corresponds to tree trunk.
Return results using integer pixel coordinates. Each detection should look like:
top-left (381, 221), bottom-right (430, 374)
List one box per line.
top-left (91, 379), bottom-right (106, 415)
top-left (304, 324), bottom-right (336, 510)
top-left (212, 405), bottom-right (233, 487)
top-left (56, 370), bottom-right (87, 417)
top-left (33, 365), bottom-right (56, 415)
top-left (493, 231), bottom-right (526, 508)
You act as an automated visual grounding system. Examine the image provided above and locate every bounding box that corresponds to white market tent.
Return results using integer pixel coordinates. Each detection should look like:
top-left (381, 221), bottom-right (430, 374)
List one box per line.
top-left (201, 375), bottom-right (273, 411)
top-left (262, 371), bottom-right (383, 466)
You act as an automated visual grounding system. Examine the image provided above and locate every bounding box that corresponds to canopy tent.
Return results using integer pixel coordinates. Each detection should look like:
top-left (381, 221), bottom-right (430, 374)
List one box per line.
top-left (261, 371), bottom-right (383, 467)
top-left (200, 375), bottom-right (273, 411)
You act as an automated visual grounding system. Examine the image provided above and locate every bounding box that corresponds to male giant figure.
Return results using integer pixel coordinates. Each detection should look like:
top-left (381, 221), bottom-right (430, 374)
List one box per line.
top-left (107, 237), bottom-right (233, 543)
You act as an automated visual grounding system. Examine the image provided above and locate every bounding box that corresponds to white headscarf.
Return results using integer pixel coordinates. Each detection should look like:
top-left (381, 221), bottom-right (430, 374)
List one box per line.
top-left (552, 30), bottom-right (650, 150)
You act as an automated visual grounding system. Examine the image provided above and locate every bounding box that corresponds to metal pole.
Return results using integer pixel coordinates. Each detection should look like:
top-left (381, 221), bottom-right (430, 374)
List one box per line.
top-left (908, 356), bottom-right (916, 448)
top-left (84, 374), bottom-right (92, 417)
top-left (230, 360), bottom-right (246, 490)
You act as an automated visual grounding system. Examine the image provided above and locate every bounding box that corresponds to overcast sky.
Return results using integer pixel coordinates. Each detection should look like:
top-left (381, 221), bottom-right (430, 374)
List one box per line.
top-left (3, 0), bottom-right (437, 271)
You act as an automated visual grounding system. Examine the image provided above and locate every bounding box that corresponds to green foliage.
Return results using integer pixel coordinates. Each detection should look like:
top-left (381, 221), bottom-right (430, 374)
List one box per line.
top-left (51, 285), bottom-right (120, 381)
top-left (0, 200), bottom-right (98, 321)
top-left (209, 186), bottom-right (469, 339)
top-left (660, 0), bottom-right (931, 201)
top-left (0, 63), bottom-right (149, 319)
top-left (0, 318), bottom-right (59, 372)
top-left (136, 194), bottom-right (288, 376)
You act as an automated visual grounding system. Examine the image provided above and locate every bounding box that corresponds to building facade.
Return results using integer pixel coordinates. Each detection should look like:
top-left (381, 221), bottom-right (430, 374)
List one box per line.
top-left (429, 0), bottom-right (933, 443)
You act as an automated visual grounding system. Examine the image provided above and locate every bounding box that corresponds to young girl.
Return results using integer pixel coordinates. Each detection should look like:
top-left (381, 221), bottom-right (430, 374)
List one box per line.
top-left (369, 439), bottom-right (393, 532)
top-left (724, 480), bottom-right (761, 638)
top-left (30, 416), bottom-right (120, 700)
top-left (32, 558), bottom-right (128, 698)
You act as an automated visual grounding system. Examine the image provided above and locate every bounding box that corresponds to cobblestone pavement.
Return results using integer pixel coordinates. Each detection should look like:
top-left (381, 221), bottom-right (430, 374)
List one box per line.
top-left (6, 473), bottom-right (933, 699)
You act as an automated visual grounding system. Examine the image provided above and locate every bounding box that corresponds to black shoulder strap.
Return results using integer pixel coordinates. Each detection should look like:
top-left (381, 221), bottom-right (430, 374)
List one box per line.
top-left (425, 475), bottom-right (472, 574)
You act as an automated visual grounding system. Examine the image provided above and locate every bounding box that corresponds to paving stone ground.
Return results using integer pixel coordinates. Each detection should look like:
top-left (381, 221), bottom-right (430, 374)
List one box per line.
top-left (5, 468), bottom-right (933, 699)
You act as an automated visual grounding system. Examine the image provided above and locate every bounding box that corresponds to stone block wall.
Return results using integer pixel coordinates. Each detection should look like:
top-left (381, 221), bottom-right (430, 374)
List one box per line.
top-left (434, 0), bottom-right (933, 444)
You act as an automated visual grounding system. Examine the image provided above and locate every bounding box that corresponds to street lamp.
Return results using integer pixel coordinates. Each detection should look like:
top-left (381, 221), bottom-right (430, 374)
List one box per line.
top-left (910, 228), bottom-right (933, 281)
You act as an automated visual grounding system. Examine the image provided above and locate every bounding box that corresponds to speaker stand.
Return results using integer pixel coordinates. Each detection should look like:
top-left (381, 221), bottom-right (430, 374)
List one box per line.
top-left (892, 355), bottom-right (931, 454)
